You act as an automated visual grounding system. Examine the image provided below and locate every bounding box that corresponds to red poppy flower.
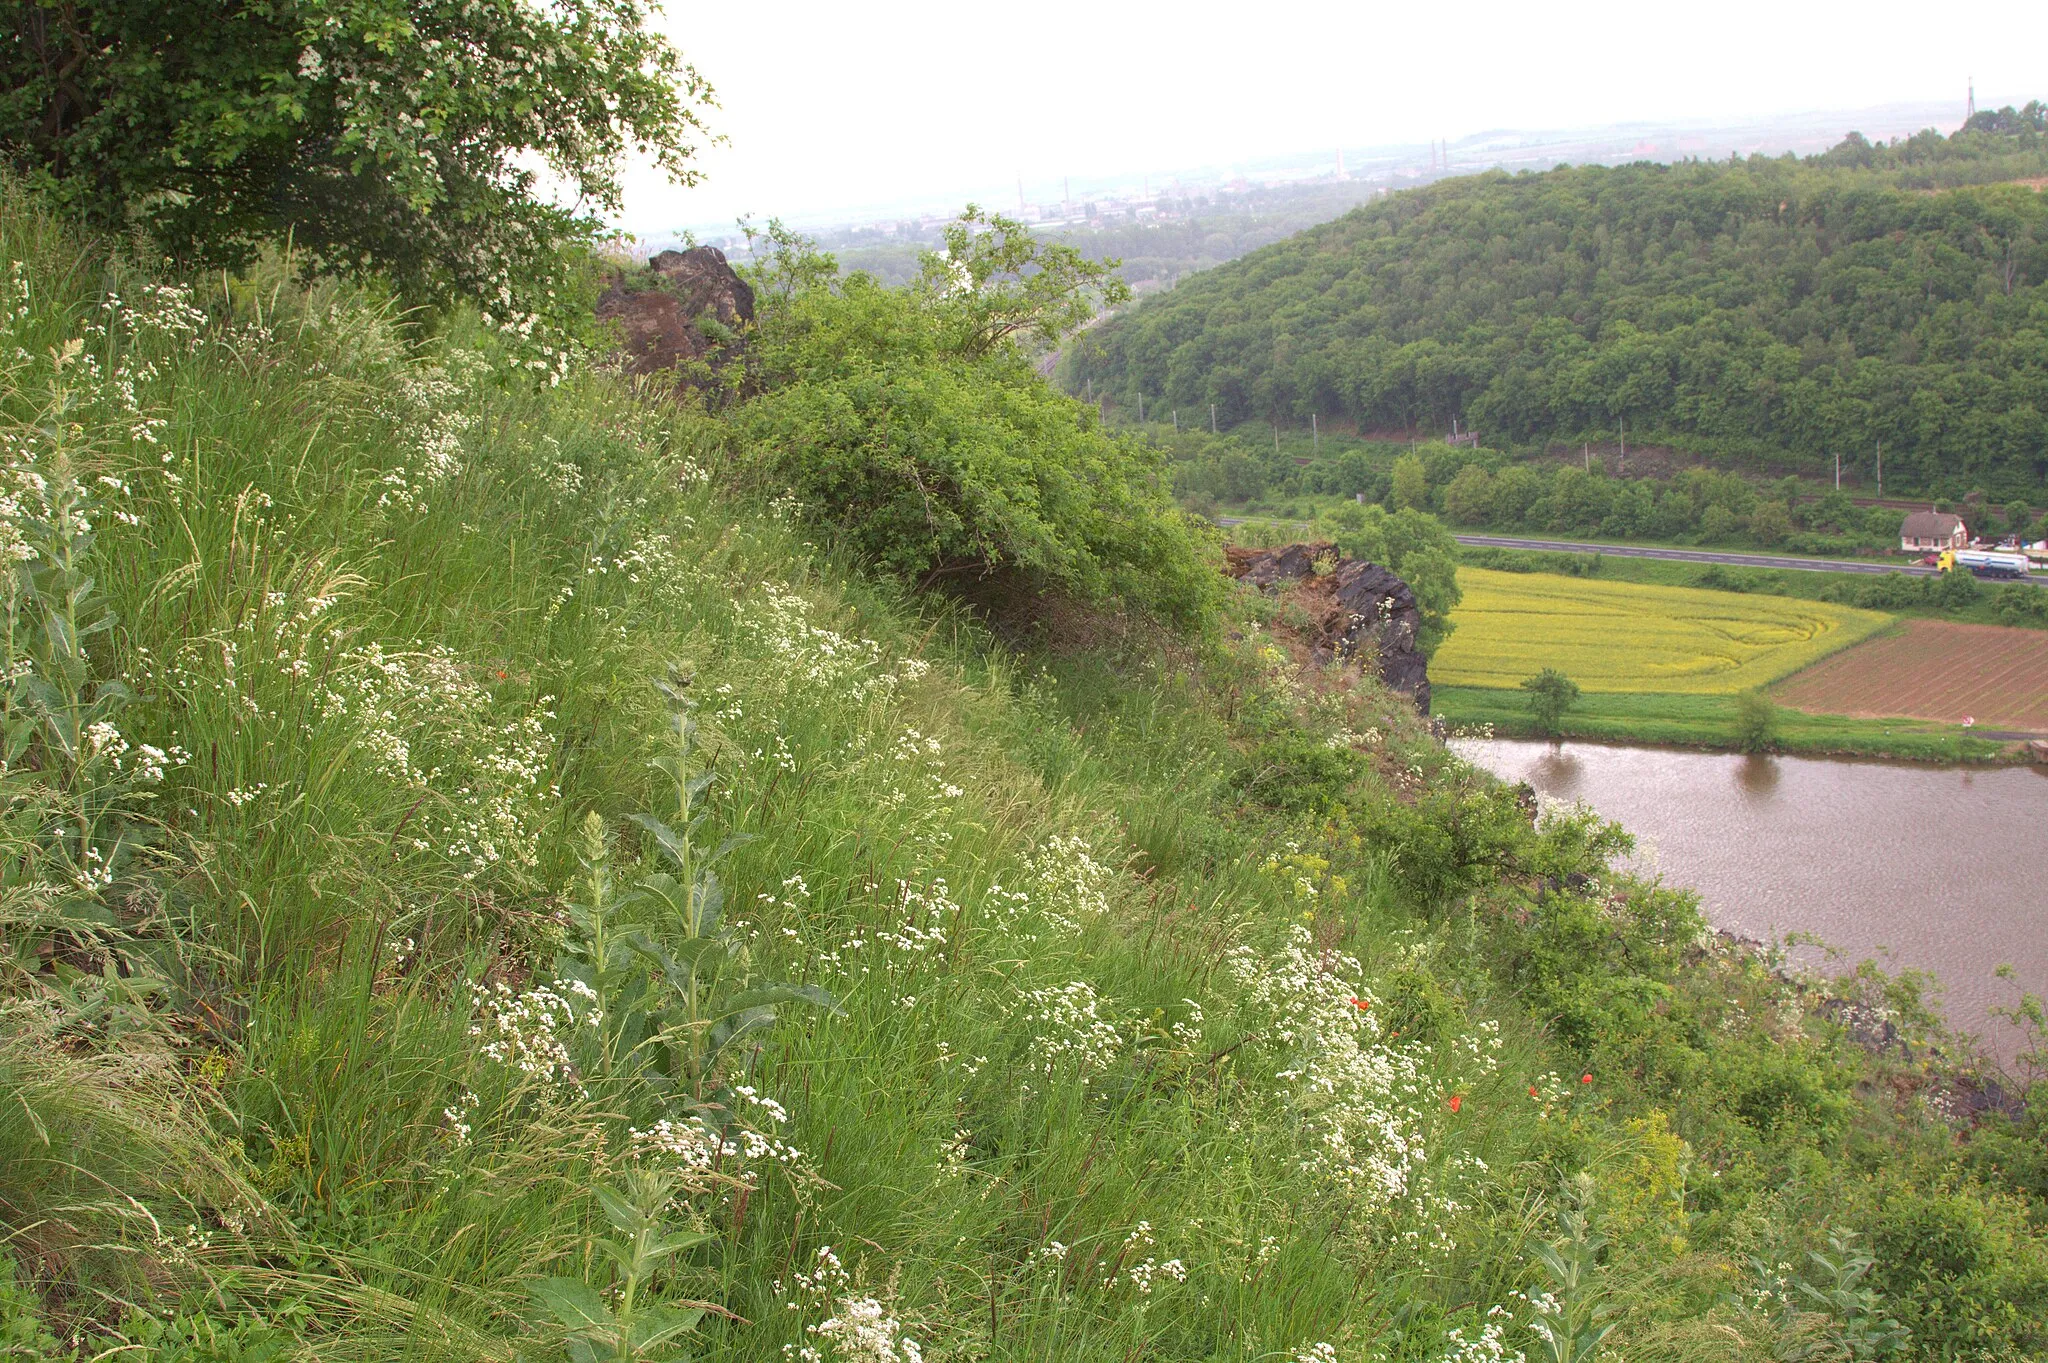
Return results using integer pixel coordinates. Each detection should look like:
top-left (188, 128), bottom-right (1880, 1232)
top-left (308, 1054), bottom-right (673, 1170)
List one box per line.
top-left (1529, 1085), bottom-right (1539, 1097)
top-left (1447, 1094), bottom-right (1462, 1113)
top-left (1350, 996), bottom-right (1371, 1010)
top-left (1581, 1073), bottom-right (1593, 1085)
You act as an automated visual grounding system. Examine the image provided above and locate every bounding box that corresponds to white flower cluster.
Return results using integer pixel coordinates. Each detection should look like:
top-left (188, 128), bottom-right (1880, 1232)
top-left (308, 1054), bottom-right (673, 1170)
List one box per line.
top-left (1229, 926), bottom-right (1434, 1213)
top-left (467, 978), bottom-right (597, 1087)
top-left (1102, 1221), bottom-right (1186, 1295)
top-left (313, 641), bottom-right (558, 880)
top-left (778, 1247), bottom-right (924, 1363)
top-left (730, 586), bottom-right (931, 710)
top-left (1025, 832), bottom-right (1114, 930)
top-left (374, 361), bottom-right (479, 512)
top-left (67, 282), bottom-right (207, 448)
top-left (1437, 1322), bottom-right (1524, 1363)
top-left (629, 1085), bottom-right (810, 1188)
top-left (1022, 980), bottom-right (1124, 1084)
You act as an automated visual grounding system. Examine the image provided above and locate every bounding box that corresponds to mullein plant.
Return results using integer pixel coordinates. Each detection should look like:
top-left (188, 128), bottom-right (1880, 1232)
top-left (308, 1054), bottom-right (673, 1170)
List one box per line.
top-left (529, 675), bottom-right (841, 1360)
top-left (0, 342), bottom-right (181, 1042)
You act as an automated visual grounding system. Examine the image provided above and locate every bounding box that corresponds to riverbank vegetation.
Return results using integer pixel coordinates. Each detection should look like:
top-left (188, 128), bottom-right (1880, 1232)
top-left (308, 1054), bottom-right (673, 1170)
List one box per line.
top-left (6, 28), bottom-right (2048, 1363)
top-left (1438, 688), bottom-right (2007, 761)
top-left (1069, 105), bottom-right (2048, 499)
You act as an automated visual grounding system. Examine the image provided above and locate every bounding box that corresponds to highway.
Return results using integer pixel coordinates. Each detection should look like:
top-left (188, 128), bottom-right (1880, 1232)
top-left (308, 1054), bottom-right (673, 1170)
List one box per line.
top-left (1452, 534), bottom-right (1940, 577)
top-left (1452, 534), bottom-right (2046, 585)
top-left (1213, 520), bottom-right (2044, 584)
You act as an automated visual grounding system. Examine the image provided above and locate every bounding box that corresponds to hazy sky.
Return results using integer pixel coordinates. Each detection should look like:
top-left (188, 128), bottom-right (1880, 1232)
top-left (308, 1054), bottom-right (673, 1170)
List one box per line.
top-left (619, 0), bottom-right (2047, 234)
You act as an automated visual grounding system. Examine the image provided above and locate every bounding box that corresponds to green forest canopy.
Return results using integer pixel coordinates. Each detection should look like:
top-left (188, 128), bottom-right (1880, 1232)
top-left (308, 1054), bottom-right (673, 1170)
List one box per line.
top-left (1070, 106), bottom-right (2048, 499)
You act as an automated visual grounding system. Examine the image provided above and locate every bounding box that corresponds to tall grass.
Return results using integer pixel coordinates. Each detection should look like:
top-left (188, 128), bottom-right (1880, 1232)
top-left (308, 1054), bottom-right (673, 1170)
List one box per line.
top-left (2, 194), bottom-right (2043, 1363)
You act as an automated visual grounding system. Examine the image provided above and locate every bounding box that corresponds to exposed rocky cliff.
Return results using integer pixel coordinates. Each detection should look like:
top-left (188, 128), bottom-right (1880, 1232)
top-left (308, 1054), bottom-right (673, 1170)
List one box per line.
top-left (595, 246), bottom-right (755, 385)
top-left (1224, 542), bottom-right (1432, 712)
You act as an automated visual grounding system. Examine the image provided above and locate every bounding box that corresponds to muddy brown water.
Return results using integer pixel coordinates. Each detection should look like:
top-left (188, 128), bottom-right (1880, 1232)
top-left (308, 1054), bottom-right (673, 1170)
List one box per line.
top-left (1453, 738), bottom-right (2048, 1065)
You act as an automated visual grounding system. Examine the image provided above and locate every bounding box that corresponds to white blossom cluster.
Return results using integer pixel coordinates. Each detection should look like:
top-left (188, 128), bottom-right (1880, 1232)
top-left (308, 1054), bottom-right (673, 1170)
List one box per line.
top-left (1228, 926), bottom-right (1435, 1214)
top-left (777, 1246), bottom-right (924, 1363)
top-left (312, 641), bottom-right (558, 880)
top-left (1021, 980), bottom-right (1124, 1084)
top-left (1025, 832), bottom-right (1114, 929)
top-left (467, 978), bottom-right (598, 1087)
top-left (629, 1084), bottom-right (810, 1190)
top-left (1101, 1221), bottom-right (1186, 1295)
top-left (1437, 1322), bottom-right (1524, 1363)
top-left (373, 359), bottom-right (481, 513)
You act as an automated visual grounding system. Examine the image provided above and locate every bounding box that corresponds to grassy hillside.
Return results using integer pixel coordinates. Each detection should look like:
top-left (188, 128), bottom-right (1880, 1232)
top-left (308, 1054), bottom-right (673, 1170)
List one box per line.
top-left (1069, 114), bottom-right (2048, 499)
top-left (6, 197), bottom-right (2048, 1363)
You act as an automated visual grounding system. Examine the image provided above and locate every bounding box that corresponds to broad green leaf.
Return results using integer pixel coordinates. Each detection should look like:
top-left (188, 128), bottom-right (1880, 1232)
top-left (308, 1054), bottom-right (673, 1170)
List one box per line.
top-left (530, 1276), bottom-right (613, 1332)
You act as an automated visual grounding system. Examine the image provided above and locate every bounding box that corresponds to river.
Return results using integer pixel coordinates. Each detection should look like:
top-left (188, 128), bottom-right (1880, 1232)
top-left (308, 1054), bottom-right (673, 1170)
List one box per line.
top-left (1452, 738), bottom-right (2048, 1063)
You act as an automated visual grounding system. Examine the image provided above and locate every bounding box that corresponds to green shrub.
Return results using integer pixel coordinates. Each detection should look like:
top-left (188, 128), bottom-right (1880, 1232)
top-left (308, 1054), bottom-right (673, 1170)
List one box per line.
top-left (1734, 689), bottom-right (1777, 752)
top-left (1868, 1185), bottom-right (2048, 1356)
top-left (735, 216), bottom-right (1221, 628)
top-left (1234, 729), bottom-right (1362, 813)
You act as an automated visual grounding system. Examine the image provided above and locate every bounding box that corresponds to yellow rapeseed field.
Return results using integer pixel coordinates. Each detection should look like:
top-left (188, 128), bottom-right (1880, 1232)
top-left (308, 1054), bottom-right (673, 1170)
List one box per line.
top-left (1432, 568), bottom-right (1892, 693)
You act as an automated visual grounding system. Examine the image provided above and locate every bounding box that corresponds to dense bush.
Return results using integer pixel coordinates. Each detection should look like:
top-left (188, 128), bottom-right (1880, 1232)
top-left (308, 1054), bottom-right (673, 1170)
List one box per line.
top-left (734, 217), bottom-right (1223, 627)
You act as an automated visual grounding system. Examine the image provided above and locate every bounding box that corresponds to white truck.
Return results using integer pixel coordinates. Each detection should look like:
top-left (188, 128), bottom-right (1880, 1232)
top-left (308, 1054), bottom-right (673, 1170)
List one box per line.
top-left (1943, 549), bottom-right (2031, 579)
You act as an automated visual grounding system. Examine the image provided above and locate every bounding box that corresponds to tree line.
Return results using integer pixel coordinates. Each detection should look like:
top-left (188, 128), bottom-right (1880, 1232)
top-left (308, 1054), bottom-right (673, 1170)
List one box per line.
top-left (1069, 107), bottom-right (2048, 500)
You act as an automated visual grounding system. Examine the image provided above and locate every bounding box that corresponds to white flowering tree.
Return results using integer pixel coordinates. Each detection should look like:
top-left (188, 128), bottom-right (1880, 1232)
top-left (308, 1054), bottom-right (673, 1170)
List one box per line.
top-left (2, 0), bottom-right (712, 371)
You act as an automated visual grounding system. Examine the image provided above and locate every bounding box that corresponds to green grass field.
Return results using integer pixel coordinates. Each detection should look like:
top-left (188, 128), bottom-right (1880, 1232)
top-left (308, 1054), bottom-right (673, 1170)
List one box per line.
top-left (1433, 686), bottom-right (2007, 761)
top-left (1433, 569), bottom-right (1891, 694)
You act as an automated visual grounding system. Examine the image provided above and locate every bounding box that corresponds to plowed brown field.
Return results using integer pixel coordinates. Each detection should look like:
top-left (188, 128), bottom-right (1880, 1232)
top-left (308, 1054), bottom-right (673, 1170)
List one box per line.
top-left (1771, 618), bottom-right (2048, 731)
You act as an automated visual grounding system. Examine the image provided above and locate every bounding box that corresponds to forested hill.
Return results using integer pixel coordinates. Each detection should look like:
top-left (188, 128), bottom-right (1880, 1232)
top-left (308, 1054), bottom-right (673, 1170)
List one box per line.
top-left (1069, 107), bottom-right (2048, 498)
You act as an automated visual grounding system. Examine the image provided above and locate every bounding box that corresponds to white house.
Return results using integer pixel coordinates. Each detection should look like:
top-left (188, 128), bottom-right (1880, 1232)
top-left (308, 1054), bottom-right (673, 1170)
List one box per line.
top-left (1900, 510), bottom-right (1967, 552)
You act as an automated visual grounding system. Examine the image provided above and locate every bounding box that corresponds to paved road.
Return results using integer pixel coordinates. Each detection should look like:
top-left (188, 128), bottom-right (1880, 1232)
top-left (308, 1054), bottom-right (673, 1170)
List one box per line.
top-left (1453, 534), bottom-right (2046, 585)
top-left (1453, 534), bottom-right (1945, 577)
top-left (1215, 520), bottom-right (2043, 585)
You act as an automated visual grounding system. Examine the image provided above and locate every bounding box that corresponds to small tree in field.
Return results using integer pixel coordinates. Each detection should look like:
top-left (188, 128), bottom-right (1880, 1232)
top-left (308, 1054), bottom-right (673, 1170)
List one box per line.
top-left (1521, 669), bottom-right (1580, 737)
top-left (1734, 689), bottom-right (1777, 753)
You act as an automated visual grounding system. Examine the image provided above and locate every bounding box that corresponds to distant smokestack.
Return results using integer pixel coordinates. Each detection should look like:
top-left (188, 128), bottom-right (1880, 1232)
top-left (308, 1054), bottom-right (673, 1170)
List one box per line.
top-left (1017, 177), bottom-right (1026, 213)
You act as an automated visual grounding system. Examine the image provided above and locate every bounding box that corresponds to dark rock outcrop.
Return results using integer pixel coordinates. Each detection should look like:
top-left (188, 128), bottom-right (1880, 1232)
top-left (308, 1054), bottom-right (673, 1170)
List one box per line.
top-left (1224, 543), bottom-right (1432, 713)
top-left (596, 247), bottom-right (755, 383)
top-left (1224, 541), bottom-right (1334, 589)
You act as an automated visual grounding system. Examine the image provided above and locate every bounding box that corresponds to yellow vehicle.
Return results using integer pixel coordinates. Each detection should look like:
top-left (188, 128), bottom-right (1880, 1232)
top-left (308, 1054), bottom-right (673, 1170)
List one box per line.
top-left (1940, 549), bottom-right (2030, 579)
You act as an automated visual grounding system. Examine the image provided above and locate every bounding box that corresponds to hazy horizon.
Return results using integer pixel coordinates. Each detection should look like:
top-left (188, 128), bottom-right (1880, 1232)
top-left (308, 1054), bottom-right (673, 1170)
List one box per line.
top-left (616, 0), bottom-right (2046, 236)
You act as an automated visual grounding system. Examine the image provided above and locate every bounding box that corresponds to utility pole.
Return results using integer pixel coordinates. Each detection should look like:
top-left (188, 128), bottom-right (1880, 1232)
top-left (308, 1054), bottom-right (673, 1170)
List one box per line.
top-left (1834, 450), bottom-right (1841, 490)
top-left (1876, 441), bottom-right (1883, 495)
top-left (1085, 377), bottom-right (1092, 400)
top-left (1209, 404), bottom-right (1216, 434)
top-left (1584, 443), bottom-right (1590, 471)
top-left (1137, 393), bottom-right (1144, 422)
top-left (1312, 412), bottom-right (1319, 457)
top-left (1173, 409), bottom-right (1179, 433)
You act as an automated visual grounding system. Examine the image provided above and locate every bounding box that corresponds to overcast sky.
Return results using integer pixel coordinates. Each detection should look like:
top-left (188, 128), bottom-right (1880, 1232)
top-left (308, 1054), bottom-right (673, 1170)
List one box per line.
top-left (618, 0), bottom-right (2048, 235)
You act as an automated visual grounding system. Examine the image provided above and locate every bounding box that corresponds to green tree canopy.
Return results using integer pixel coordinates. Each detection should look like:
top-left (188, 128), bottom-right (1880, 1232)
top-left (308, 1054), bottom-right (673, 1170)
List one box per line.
top-left (3, 0), bottom-right (711, 367)
top-left (1075, 113), bottom-right (2048, 499)
top-left (1521, 668), bottom-right (1581, 736)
